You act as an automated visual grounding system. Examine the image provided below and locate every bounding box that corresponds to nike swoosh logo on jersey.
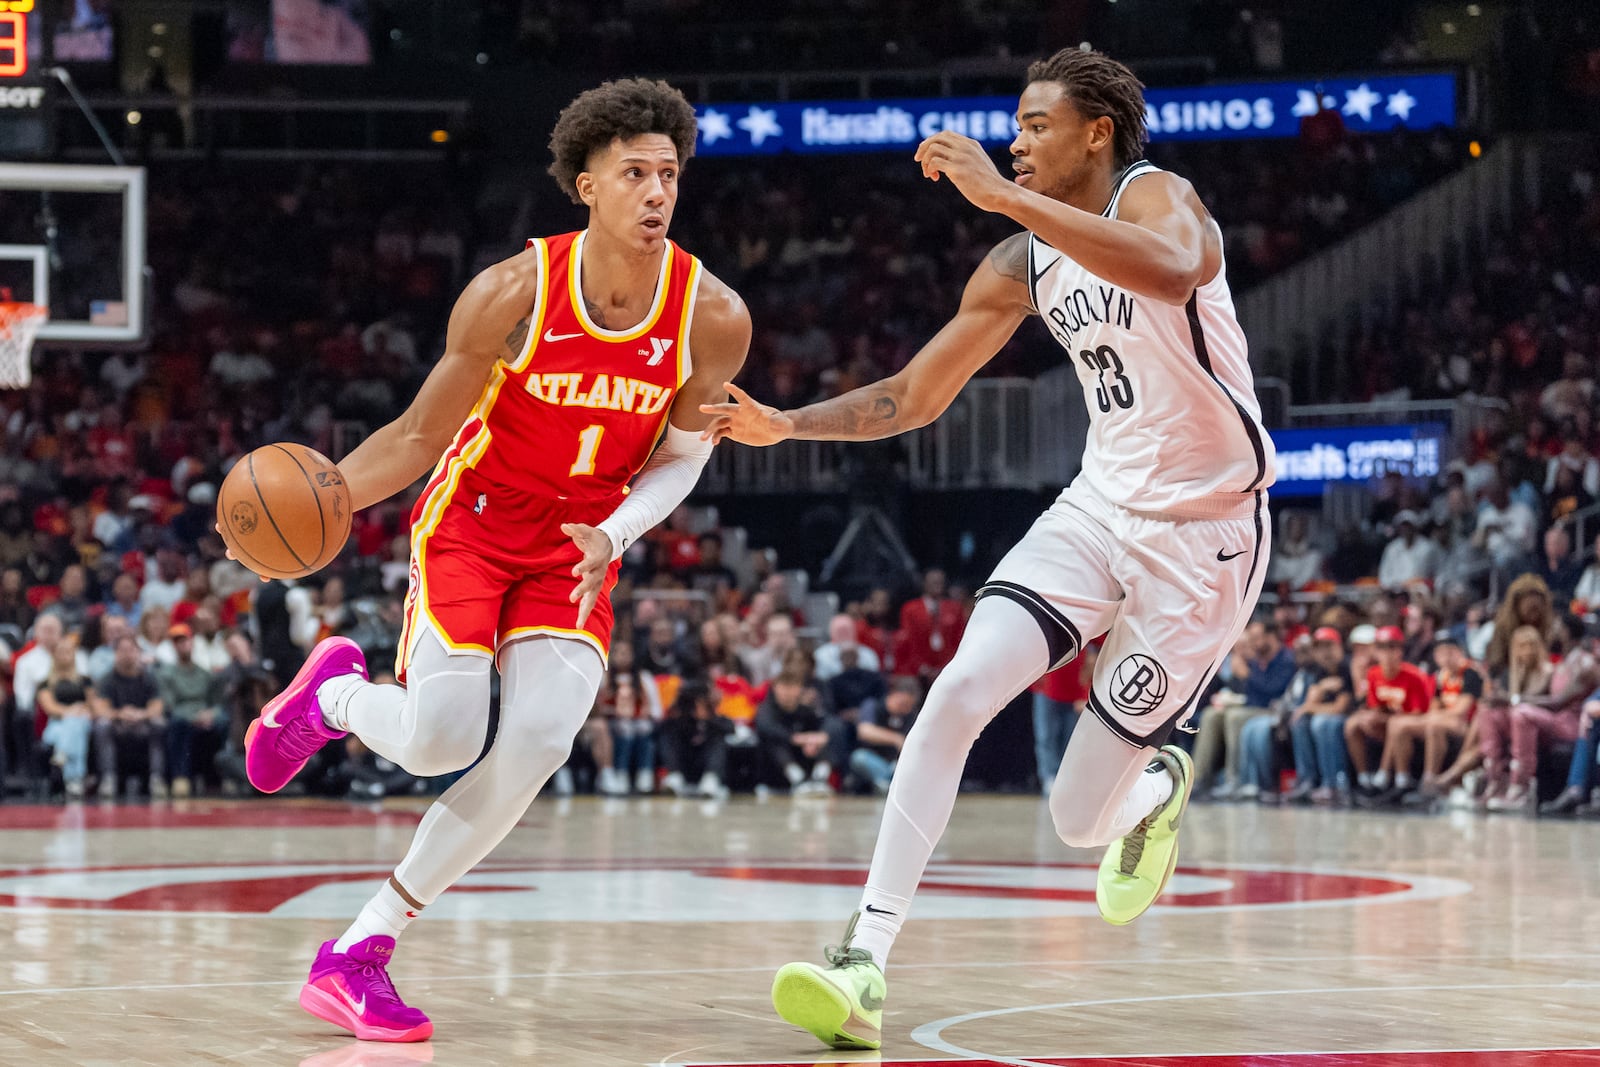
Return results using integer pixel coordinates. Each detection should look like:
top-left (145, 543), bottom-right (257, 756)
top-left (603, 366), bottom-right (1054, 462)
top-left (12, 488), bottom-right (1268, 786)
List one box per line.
top-left (1027, 234), bottom-right (1061, 296)
top-left (544, 328), bottom-right (583, 343)
top-left (333, 979), bottom-right (366, 1018)
top-left (1216, 549), bottom-right (1245, 562)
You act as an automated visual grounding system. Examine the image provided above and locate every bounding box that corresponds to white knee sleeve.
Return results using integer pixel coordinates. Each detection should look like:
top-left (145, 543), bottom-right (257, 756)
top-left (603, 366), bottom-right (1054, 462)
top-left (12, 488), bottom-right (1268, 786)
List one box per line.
top-left (394, 636), bottom-right (603, 905)
top-left (336, 629), bottom-right (492, 778)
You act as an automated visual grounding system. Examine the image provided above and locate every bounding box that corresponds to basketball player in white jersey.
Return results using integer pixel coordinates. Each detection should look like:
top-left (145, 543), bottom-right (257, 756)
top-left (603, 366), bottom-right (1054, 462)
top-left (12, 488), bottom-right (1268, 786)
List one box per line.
top-left (702, 47), bottom-right (1276, 1050)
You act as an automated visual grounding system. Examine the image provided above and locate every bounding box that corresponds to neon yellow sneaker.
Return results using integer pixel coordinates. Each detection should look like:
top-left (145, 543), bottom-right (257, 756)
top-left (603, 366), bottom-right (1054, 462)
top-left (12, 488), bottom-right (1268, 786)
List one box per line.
top-left (771, 911), bottom-right (886, 1051)
top-left (1096, 744), bottom-right (1193, 926)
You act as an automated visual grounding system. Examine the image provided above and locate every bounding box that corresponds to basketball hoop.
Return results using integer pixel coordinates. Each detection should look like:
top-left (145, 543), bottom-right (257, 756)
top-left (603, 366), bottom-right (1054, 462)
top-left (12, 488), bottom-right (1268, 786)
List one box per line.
top-left (0, 301), bottom-right (46, 389)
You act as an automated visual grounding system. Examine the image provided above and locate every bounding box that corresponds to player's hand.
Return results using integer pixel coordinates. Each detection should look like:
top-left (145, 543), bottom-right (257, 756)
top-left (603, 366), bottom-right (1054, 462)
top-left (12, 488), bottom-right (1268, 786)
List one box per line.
top-left (698, 382), bottom-right (793, 447)
top-left (561, 522), bottom-right (614, 628)
top-left (914, 131), bottom-right (1010, 211)
top-left (214, 522), bottom-right (269, 582)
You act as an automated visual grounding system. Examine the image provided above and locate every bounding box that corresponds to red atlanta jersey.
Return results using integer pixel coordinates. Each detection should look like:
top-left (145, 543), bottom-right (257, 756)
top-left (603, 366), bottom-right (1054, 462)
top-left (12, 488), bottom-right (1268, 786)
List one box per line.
top-left (436, 229), bottom-right (701, 503)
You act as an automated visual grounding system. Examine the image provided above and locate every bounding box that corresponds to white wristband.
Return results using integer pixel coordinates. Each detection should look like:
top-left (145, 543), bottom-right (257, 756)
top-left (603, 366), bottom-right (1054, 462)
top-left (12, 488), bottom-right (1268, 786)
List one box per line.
top-left (595, 424), bottom-right (715, 562)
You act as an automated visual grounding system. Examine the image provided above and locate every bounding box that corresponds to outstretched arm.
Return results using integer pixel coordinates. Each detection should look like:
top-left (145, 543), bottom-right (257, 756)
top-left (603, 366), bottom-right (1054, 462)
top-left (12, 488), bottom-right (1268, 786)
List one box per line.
top-left (338, 252), bottom-right (541, 512)
top-left (700, 235), bottom-right (1032, 446)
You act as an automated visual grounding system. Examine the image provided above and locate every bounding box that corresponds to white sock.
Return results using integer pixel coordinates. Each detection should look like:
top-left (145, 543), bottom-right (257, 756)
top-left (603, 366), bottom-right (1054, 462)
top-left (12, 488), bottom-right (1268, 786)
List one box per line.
top-left (784, 763), bottom-right (805, 786)
top-left (1358, 772), bottom-right (1374, 789)
top-left (851, 887), bottom-right (913, 970)
top-left (317, 673), bottom-right (366, 731)
top-left (334, 879), bottom-right (421, 953)
top-left (1374, 770), bottom-right (1392, 790)
top-left (850, 597), bottom-right (1050, 973)
top-left (1106, 762), bottom-right (1175, 839)
top-left (1394, 773), bottom-right (1413, 789)
top-left (811, 761), bottom-right (832, 782)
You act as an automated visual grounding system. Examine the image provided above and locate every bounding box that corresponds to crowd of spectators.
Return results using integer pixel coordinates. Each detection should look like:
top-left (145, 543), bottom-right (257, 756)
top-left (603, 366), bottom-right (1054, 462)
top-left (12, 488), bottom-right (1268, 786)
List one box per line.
top-left (1181, 591), bottom-right (1600, 818)
top-left (0, 115), bottom-right (1595, 808)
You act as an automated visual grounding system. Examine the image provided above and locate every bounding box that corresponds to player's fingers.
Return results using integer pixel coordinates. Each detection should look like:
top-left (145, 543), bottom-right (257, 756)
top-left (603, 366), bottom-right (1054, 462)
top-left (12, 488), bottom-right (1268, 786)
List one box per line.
top-left (723, 381), bottom-right (758, 406)
top-left (575, 586), bottom-right (599, 628)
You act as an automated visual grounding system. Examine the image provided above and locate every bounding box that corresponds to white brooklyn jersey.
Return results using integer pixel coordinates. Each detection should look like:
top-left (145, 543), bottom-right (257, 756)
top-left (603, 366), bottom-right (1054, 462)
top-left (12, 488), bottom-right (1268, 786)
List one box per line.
top-left (1028, 160), bottom-right (1275, 513)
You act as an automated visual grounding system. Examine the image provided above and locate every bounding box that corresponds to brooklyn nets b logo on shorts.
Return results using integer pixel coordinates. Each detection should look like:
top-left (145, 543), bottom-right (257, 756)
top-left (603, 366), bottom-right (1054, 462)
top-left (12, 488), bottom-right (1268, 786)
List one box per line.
top-left (1109, 654), bottom-right (1169, 716)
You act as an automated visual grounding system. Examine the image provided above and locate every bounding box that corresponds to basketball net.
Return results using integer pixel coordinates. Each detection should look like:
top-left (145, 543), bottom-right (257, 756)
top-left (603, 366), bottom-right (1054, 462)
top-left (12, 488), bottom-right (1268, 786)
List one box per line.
top-left (0, 299), bottom-right (46, 389)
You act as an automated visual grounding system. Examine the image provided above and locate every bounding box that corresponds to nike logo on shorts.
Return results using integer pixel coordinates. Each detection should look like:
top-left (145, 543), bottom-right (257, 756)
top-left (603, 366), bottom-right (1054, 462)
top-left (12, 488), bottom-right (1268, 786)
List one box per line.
top-left (544, 328), bottom-right (583, 343)
top-left (1216, 549), bottom-right (1245, 562)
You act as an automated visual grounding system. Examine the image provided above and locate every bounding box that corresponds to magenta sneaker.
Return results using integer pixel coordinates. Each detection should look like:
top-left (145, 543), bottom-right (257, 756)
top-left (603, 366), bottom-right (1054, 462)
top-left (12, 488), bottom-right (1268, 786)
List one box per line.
top-left (300, 936), bottom-right (433, 1042)
top-left (245, 636), bottom-right (365, 793)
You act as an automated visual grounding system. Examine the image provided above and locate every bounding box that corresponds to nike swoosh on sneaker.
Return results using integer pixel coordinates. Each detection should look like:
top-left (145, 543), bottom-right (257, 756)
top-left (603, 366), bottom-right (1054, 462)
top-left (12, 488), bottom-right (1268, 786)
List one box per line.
top-left (260, 705), bottom-right (287, 729)
top-left (543, 328), bottom-right (583, 342)
top-left (858, 986), bottom-right (884, 1011)
top-left (332, 979), bottom-right (366, 1017)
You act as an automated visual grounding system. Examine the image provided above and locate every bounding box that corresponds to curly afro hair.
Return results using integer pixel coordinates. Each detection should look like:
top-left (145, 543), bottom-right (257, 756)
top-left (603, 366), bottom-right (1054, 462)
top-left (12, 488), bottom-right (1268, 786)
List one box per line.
top-left (547, 78), bottom-right (699, 205)
top-left (1026, 47), bottom-right (1148, 170)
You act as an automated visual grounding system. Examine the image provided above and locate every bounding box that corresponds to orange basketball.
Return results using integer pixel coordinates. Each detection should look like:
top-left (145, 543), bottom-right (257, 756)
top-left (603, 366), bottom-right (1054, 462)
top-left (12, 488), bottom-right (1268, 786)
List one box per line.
top-left (216, 443), bottom-right (352, 580)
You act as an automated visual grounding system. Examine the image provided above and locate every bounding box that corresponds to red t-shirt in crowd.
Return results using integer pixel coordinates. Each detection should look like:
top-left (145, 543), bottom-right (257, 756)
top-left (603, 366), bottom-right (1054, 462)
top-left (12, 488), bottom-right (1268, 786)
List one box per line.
top-left (1030, 656), bottom-right (1090, 703)
top-left (1365, 662), bottom-right (1433, 714)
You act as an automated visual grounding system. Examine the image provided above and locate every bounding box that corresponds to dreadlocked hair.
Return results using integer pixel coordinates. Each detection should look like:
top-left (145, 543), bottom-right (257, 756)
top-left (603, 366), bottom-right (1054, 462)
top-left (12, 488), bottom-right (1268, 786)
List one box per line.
top-left (1025, 47), bottom-right (1148, 170)
top-left (547, 78), bottom-right (699, 205)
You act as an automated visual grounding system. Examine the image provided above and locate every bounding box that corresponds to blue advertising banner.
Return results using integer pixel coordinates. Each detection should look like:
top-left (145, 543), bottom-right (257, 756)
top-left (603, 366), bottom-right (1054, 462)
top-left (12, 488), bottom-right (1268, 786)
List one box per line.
top-left (693, 73), bottom-right (1455, 157)
top-left (1269, 423), bottom-right (1449, 499)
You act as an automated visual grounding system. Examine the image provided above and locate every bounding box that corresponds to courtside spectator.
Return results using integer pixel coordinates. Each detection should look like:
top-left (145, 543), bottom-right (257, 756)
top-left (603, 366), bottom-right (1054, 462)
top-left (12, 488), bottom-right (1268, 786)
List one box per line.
top-left (755, 671), bottom-right (836, 795)
top-left (36, 636), bottom-right (95, 799)
top-left (1193, 620), bottom-right (1296, 798)
top-left (1285, 628), bottom-right (1357, 803)
top-left (157, 623), bottom-right (226, 798)
top-left (850, 677), bottom-right (921, 794)
top-left (1480, 615), bottom-right (1599, 812)
top-left (91, 634), bottom-right (168, 800)
top-left (659, 681), bottom-right (734, 799)
top-left (1347, 626), bottom-right (1432, 796)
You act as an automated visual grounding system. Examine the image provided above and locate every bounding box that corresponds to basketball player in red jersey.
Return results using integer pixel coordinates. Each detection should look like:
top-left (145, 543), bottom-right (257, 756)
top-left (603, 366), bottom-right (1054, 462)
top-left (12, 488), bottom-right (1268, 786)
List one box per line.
top-left (237, 79), bottom-right (749, 1042)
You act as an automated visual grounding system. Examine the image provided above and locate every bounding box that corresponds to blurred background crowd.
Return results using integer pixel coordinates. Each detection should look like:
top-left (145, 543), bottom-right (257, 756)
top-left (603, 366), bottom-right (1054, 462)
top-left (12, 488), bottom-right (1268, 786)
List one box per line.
top-left (3, 0), bottom-right (1600, 814)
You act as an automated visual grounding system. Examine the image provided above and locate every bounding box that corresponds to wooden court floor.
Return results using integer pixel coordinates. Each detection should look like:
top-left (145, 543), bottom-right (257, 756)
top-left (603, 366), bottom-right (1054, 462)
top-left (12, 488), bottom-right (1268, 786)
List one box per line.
top-left (2, 792), bottom-right (1599, 1067)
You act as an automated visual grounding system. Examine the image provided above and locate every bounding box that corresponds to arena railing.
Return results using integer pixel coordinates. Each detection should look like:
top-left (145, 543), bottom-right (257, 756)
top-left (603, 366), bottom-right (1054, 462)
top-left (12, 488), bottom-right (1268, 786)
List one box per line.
top-left (1236, 137), bottom-right (1535, 397)
top-left (698, 378), bottom-right (1039, 495)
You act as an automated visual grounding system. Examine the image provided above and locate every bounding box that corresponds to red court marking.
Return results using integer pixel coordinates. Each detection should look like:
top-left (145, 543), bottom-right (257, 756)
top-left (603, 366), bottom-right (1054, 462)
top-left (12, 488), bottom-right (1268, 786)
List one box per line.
top-left (700, 1052), bottom-right (1600, 1066)
top-left (0, 857), bottom-right (1422, 914)
top-left (689, 864), bottom-right (1413, 908)
top-left (0, 802), bottom-right (422, 831)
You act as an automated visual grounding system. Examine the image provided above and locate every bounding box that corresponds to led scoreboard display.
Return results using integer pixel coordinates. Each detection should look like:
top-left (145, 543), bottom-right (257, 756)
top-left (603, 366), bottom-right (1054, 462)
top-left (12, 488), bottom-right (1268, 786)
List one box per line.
top-left (0, 0), bottom-right (35, 76)
top-left (0, 0), bottom-right (49, 157)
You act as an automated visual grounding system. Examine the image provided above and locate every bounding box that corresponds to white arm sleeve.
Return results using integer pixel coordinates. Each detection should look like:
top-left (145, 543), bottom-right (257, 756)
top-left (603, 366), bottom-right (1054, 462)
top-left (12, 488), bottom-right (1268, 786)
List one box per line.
top-left (596, 424), bottom-right (715, 562)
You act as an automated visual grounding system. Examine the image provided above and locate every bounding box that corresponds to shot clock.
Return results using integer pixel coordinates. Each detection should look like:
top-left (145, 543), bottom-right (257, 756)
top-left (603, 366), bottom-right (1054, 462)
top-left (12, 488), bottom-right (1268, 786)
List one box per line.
top-left (0, 0), bottom-right (49, 157)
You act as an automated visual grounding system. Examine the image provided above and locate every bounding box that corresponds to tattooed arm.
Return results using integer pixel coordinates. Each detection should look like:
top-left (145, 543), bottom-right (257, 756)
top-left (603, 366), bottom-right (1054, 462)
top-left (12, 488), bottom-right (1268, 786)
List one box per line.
top-left (337, 251), bottom-right (538, 510)
top-left (701, 234), bottom-right (1034, 444)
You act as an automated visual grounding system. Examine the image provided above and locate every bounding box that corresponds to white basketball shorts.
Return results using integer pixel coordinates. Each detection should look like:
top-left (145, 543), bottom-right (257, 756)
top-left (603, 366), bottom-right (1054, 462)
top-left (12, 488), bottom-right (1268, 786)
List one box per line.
top-left (978, 479), bottom-right (1270, 749)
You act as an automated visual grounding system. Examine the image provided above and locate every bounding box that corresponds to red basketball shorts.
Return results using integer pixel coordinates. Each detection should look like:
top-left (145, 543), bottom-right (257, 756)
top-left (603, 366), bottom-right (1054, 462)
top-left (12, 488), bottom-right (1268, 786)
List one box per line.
top-left (395, 469), bottom-right (622, 683)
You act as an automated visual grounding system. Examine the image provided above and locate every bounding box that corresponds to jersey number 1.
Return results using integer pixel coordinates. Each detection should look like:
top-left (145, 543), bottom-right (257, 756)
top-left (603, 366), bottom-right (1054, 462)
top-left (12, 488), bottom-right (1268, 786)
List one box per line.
top-left (1080, 345), bottom-right (1135, 412)
top-left (570, 424), bottom-right (604, 476)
